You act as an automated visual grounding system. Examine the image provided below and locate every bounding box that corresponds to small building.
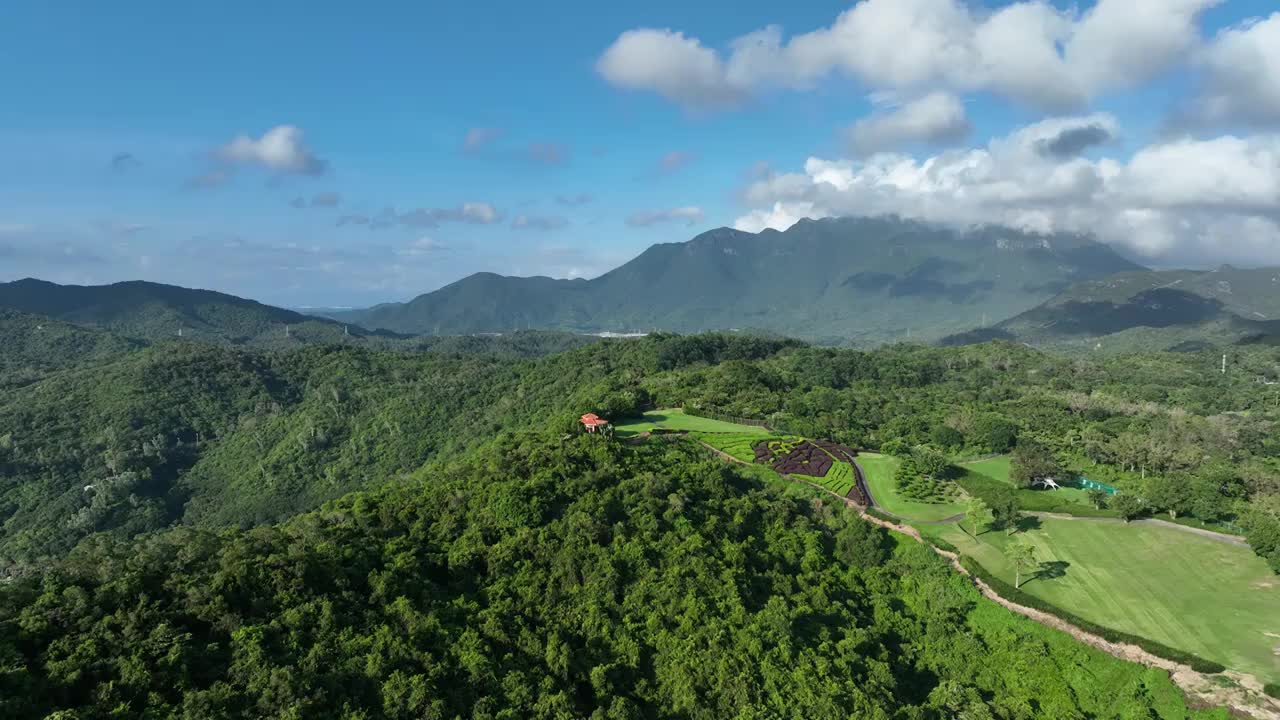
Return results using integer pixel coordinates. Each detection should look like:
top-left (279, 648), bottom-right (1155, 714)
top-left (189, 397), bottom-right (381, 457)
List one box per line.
top-left (580, 413), bottom-right (610, 433)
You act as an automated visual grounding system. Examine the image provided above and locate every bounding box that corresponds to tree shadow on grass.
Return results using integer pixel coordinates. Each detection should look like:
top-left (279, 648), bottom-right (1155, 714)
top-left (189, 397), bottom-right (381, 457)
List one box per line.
top-left (1029, 560), bottom-right (1071, 586)
top-left (1015, 515), bottom-right (1043, 532)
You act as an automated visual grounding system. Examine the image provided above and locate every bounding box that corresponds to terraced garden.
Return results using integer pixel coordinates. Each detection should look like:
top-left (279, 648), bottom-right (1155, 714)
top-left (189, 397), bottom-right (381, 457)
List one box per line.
top-left (690, 424), bottom-right (864, 502)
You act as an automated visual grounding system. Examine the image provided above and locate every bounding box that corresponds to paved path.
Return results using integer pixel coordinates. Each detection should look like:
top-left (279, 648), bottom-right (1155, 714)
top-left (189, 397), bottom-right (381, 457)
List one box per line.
top-left (1025, 511), bottom-right (1249, 547)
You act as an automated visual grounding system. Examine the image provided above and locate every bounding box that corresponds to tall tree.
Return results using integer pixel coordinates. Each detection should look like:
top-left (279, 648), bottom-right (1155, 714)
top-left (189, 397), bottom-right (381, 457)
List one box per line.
top-left (988, 486), bottom-right (1022, 535)
top-left (1010, 440), bottom-right (1063, 490)
top-left (1006, 538), bottom-right (1038, 589)
top-left (965, 496), bottom-right (991, 537)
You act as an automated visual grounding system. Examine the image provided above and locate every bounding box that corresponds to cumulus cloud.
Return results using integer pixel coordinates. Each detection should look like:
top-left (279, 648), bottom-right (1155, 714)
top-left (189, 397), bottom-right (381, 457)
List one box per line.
top-left (733, 115), bottom-right (1280, 266)
top-left (216, 125), bottom-right (327, 176)
top-left (598, 0), bottom-right (1218, 112)
top-left (626, 206), bottom-right (705, 227)
top-left (1035, 121), bottom-right (1116, 158)
top-left (596, 29), bottom-right (746, 109)
top-left (1193, 13), bottom-right (1280, 126)
top-left (399, 202), bottom-right (504, 228)
top-left (848, 92), bottom-right (970, 155)
top-left (464, 127), bottom-right (504, 152)
top-left (512, 214), bottom-right (570, 231)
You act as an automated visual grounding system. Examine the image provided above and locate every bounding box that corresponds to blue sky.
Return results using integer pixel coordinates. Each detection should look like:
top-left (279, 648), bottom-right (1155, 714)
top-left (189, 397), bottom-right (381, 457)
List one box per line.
top-left (2, 0), bottom-right (1279, 306)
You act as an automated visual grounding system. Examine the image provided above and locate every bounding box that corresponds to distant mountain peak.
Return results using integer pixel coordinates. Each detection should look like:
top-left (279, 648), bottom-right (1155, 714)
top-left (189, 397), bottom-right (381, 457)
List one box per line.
top-left (338, 214), bottom-right (1144, 343)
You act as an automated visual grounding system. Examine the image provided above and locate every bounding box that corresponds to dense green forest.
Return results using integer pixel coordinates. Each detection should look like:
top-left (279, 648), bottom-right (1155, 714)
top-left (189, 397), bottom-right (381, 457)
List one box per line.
top-left (0, 434), bottom-right (1229, 719)
top-left (3, 332), bottom-right (1278, 575)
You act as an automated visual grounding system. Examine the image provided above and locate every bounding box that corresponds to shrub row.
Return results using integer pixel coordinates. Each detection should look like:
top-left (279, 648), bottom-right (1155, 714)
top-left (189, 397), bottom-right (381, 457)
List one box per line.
top-left (864, 508), bottom-right (897, 525)
top-left (959, 557), bottom-right (1226, 674)
top-left (923, 535), bottom-right (958, 554)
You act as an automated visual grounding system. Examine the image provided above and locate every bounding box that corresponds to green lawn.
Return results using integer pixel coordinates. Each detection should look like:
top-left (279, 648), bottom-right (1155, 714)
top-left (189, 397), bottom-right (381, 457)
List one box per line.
top-left (613, 409), bottom-right (769, 437)
top-left (936, 518), bottom-right (1280, 683)
top-left (962, 455), bottom-right (1099, 512)
top-left (859, 453), bottom-right (967, 522)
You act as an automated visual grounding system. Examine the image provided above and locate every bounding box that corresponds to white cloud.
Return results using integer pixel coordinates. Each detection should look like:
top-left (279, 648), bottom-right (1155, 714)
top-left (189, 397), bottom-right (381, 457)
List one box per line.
top-left (1195, 13), bottom-right (1280, 126)
top-left (216, 125), bottom-right (327, 175)
top-left (399, 202), bottom-right (503, 228)
top-left (848, 92), bottom-right (970, 155)
top-left (733, 117), bottom-right (1280, 266)
top-left (599, 0), bottom-right (1219, 112)
top-left (596, 29), bottom-right (745, 109)
top-left (626, 206), bottom-right (705, 227)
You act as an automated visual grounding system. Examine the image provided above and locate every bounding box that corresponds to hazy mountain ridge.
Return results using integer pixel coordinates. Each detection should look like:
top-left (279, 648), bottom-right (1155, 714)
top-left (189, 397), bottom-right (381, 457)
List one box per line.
top-left (0, 278), bottom-right (375, 347)
top-left (941, 267), bottom-right (1280, 352)
top-left (338, 216), bottom-right (1145, 343)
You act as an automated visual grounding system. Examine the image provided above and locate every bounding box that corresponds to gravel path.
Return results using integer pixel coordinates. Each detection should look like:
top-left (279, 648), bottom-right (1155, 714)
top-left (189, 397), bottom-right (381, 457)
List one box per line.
top-left (697, 441), bottom-right (1279, 719)
top-left (1026, 512), bottom-right (1249, 547)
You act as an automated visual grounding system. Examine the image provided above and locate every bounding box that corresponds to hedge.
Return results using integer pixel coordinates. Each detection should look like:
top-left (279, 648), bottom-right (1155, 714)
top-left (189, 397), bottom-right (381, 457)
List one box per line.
top-left (864, 508), bottom-right (897, 524)
top-left (923, 535), bottom-right (959, 554)
top-left (960, 557), bottom-right (1226, 675)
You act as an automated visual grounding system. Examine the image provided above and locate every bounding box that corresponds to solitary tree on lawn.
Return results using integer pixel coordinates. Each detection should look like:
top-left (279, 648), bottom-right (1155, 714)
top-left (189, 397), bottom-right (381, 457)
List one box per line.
top-left (1006, 538), bottom-right (1038, 589)
top-left (965, 496), bottom-right (991, 537)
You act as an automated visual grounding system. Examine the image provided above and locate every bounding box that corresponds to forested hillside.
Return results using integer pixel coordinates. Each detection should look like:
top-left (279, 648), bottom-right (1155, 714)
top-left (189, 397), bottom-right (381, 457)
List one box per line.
top-left (0, 334), bottom-right (797, 568)
top-left (0, 308), bottom-right (142, 389)
top-left (3, 333), bottom-right (1278, 578)
top-left (337, 217), bottom-right (1142, 343)
top-left (942, 267), bottom-right (1280, 353)
top-left (0, 278), bottom-right (376, 347)
top-left (0, 434), bottom-right (1230, 719)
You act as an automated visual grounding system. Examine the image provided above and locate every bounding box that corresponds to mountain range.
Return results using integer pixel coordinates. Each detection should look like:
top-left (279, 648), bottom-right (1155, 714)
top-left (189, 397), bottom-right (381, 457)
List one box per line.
top-left (4, 217), bottom-right (1280, 352)
top-left (332, 216), bottom-right (1144, 344)
top-left (941, 267), bottom-right (1280, 353)
top-left (0, 278), bottom-right (376, 347)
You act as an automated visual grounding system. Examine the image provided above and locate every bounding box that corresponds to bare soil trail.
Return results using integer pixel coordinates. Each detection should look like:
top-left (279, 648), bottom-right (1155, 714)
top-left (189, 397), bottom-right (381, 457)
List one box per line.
top-left (697, 440), bottom-right (1280, 720)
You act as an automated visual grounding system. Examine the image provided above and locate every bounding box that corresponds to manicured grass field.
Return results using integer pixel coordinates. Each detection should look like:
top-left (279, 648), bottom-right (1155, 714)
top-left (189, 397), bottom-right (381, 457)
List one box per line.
top-left (613, 409), bottom-right (768, 437)
top-left (963, 455), bottom-right (1098, 511)
top-left (936, 518), bottom-right (1280, 682)
top-left (859, 453), bottom-right (968, 522)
